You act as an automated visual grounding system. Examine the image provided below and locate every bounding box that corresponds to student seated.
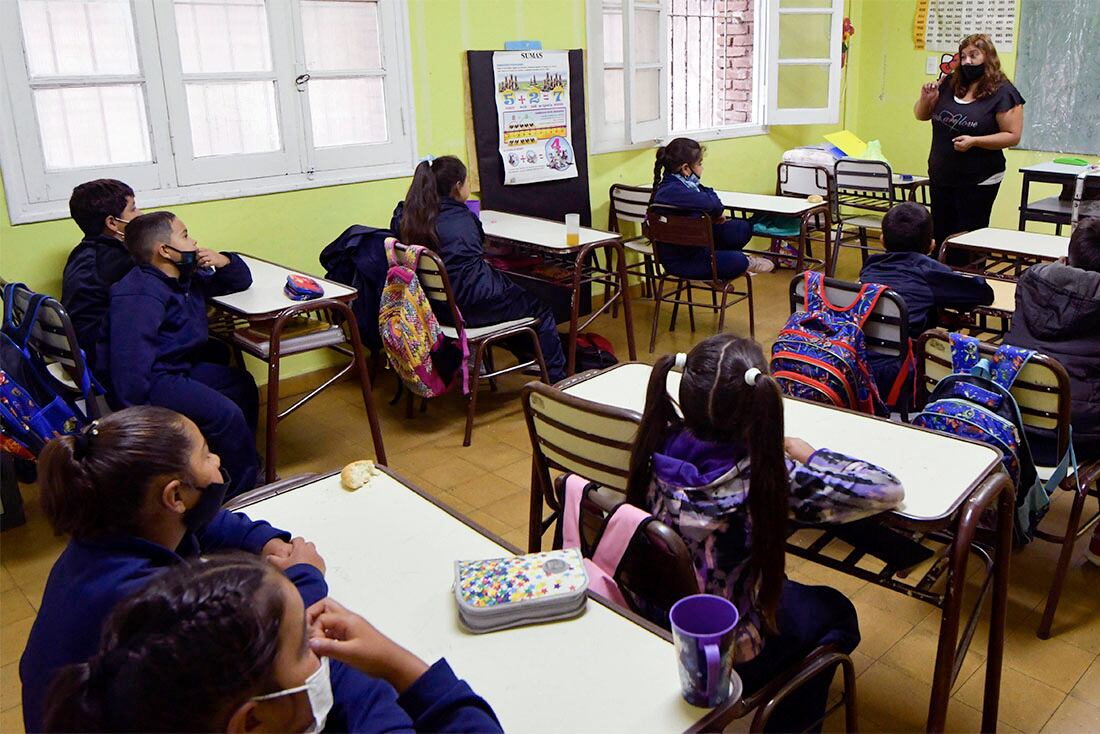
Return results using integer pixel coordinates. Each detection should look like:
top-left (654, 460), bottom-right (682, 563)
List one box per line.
top-left (44, 554), bottom-right (502, 733)
top-left (626, 334), bottom-right (904, 733)
top-left (61, 179), bottom-right (143, 366)
top-left (860, 201), bottom-right (994, 402)
top-left (650, 137), bottom-right (774, 279)
top-left (97, 211), bottom-right (261, 496)
top-left (390, 156), bottom-right (567, 383)
top-left (19, 407), bottom-right (327, 733)
top-left (1006, 217), bottom-right (1100, 464)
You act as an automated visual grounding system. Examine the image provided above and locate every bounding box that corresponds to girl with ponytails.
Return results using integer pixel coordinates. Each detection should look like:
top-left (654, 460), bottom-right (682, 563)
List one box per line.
top-left (391, 156), bottom-right (566, 382)
top-left (626, 333), bottom-right (904, 731)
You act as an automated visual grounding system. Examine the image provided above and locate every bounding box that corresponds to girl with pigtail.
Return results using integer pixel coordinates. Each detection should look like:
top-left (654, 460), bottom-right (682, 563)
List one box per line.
top-left (625, 333), bottom-right (904, 732)
top-left (650, 137), bottom-right (775, 278)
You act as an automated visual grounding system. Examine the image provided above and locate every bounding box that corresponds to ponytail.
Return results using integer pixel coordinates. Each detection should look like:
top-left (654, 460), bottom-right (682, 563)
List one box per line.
top-left (626, 354), bottom-right (681, 507)
top-left (650, 146), bottom-right (667, 204)
top-left (650, 137), bottom-right (704, 204)
top-left (399, 155), bottom-right (468, 250)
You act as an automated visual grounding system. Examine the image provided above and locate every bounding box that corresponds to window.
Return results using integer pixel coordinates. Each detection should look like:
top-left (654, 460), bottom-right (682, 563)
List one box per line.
top-left (0, 0), bottom-right (416, 223)
top-left (587, 0), bottom-right (844, 153)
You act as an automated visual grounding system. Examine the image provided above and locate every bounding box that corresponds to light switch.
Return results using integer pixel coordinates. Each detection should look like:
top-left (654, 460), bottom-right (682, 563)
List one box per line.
top-left (925, 55), bottom-right (939, 75)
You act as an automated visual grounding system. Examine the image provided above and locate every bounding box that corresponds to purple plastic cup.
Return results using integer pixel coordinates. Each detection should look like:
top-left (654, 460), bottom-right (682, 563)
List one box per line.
top-left (669, 594), bottom-right (742, 707)
top-left (465, 199), bottom-right (481, 217)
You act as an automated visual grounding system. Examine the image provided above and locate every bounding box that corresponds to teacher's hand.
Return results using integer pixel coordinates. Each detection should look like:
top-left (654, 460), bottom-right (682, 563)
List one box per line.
top-left (920, 81), bottom-right (940, 103)
top-left (952, 135), bottom-right (976, 152)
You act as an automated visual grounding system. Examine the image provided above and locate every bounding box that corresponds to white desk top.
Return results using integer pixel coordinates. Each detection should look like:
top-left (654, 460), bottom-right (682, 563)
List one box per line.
top-left (945, 227), bottom-right (1069, 260)
top-left (480, 210), bottom-right (620, 251)
top-left (985, 279), bottom-right (1017, 313)
top-left (211, 255), bottom-right (356, 317)
top-left (715, 190), bottom-right (825, 215)
top-left (1019, 162), bottom-right (1100, 177)
top-left (245, 471), bottom-right (701, 733)
top-left (891, 174), bottom-right (929, 186)
top-left (562, 363), bottom-right (1001, 522)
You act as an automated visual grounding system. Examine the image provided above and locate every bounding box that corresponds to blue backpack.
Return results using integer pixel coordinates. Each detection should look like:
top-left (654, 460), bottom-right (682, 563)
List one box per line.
top-left (771, 271), bottom-right (889, 416)
top-left (910, 333), bottom-right (1073, 545)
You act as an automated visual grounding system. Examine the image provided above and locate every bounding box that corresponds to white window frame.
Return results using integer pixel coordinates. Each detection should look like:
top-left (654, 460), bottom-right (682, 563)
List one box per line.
top-left (0, 0), bottom-right (418, 225)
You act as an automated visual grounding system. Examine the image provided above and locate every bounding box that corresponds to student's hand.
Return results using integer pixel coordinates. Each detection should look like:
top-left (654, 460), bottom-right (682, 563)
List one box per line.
top-left (266, 536), bottom-right (326, 575)
top-left (952, 135), bottom-right (976, 152)
top-left (196, 248), bottom-right (230, 269)
top-left (261, 537), bottom-right (293, 559)
top-left (919, 81), bottom-right (940, 102)
top-left (307, 598), bottom-right (429, 693)
top-left (784, 437), bottom-right (816, 464)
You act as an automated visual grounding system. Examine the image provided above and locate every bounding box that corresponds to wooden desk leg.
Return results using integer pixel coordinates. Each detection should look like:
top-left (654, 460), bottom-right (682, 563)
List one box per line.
top-left (611, 242), bottom-right (637, 361)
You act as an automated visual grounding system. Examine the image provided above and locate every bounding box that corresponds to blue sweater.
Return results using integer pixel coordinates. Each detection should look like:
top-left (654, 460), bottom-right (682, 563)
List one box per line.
top-left (860, 251), bottom-right (994, 334)
top-left (19, 509), bottom-right (327, 733)
top-left (652, 174), bottom-right (726, 219)
top-left (60, 234), bottom-right (135, 368)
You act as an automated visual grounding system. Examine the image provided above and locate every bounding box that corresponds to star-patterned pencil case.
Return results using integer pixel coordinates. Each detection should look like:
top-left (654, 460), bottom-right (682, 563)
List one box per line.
top-left (453, 548), bottom-right (589, 633)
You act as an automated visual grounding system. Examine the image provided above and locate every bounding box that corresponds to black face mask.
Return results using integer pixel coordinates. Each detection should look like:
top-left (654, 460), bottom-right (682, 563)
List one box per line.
top-left (183, 467), bottom-right (230, 534)
top-left (960, 63), bottom-right (985, 83)
top-left (164, 244), bottom-right (199, 280)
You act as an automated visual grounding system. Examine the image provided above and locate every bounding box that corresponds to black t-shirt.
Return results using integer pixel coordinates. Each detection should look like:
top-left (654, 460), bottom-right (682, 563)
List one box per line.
top-left (928, 78), bottom-right (1025, 186)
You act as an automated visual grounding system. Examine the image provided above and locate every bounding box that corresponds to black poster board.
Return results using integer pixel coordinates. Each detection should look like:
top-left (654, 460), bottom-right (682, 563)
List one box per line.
top-left (466, 49), bottom-right (593, 226)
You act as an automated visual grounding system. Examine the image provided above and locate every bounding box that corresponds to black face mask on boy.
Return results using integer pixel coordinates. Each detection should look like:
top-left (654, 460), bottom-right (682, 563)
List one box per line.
top-left (163, 244), bottom-right (199, 280)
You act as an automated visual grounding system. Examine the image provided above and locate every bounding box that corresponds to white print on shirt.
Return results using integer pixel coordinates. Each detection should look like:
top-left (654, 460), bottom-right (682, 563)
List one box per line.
top-left (933, 109), bottom-right (980, 133)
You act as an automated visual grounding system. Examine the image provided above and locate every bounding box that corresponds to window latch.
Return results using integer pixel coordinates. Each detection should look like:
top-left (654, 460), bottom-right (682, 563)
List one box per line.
top-left (295, 74), bottom-right (311, 91)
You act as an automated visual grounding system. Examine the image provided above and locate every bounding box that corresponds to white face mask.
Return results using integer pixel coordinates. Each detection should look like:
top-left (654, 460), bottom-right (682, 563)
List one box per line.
top-left (251, 656), bottom-right (333, 733)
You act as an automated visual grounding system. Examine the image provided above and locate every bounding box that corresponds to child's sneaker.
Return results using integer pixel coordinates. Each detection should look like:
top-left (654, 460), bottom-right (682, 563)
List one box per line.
top-left (745, 255), bottom-right (776, 275)
top-left (1087, 525), bottom-right (1100, 568)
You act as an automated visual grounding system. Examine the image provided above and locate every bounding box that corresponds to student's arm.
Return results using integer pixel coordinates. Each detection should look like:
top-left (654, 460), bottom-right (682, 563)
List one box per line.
top-left (786, 446), bottom-right (905, 524)
top-left (203, 252), bottom-right (253, 296)
top-left (196, 508), bottom-right (289, 553)
top-left (108, 293), bottom-right (164, 406)
top-left (657, 182), bottom-right (726, 220)
top-left (926, 267), bottom-right (996, 309)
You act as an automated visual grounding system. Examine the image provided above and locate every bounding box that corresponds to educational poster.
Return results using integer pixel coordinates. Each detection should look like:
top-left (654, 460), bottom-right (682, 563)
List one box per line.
top-left (492, 50), bottom-right (576, 186)
top-left (913, 0), bottom-right (1016, 52)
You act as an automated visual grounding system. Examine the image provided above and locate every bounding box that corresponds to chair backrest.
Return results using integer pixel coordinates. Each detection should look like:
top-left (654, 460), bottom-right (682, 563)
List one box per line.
top-left (776, 162), bottom-right (834, 200)
top-left (643, 205), bottom-right (717, 277)
top-left (391, 241), bottom-right (464, 332)
top-left (789, 272), bottom-right (910, 358)
top-left (834, 158), bottom-right (895, 216)
top-left (915, 329), bottom-right (1071, 455)
top-left (608, 183), bottom-right (652, 231)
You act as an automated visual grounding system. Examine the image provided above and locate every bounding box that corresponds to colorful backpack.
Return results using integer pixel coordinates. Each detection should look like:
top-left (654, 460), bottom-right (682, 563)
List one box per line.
top-left (770, 271), bottom-right (889, 416)
top-left (378, 238), bottom-right (468, 398)
top-left (910, 333), bottom-right (1074, 545)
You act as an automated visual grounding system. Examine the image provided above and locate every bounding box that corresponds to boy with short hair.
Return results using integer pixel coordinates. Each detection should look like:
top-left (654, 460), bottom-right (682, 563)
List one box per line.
top-left (98, 211), bottom-right (260, 497)
top-left (61, 179), bottom-right (143, 365)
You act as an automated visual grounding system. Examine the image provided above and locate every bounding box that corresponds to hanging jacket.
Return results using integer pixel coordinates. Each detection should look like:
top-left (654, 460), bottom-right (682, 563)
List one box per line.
top-left (319, 225), bottom-right (392, 352)
top-left (60, 234), bottom-right (136, 368)
top-left (645, 429), bottom-right (904, 663)
top-left (1006, 262), bottom-right (1100, 462)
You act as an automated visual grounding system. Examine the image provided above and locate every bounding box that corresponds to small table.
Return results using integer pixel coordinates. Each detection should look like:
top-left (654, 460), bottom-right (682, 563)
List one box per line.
top-left (892, 174), bottom-right (931, 204)
top-left (1018, 162), bottom-right (1100, 234)
top-left (231, 469), bottom-right (713, 733)
top-left (940, 227), bottom-right (1068, 280)
top-left (714, 190), bottom-right (832, 274)
top-left (480, 210), bottom-right (636, 375)
top-left (210, 255), bottom-right (386, 482)
top-left (558, 363), bottom-right (1013, 733)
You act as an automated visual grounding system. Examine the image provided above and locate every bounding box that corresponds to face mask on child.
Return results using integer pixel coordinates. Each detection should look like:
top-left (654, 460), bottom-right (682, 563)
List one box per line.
top-left (251, 657), bottom-right (333, 734)
top-left (182, 467), bottom-right (229, 533)
top-left (163, 244), bottom-right (199, 280)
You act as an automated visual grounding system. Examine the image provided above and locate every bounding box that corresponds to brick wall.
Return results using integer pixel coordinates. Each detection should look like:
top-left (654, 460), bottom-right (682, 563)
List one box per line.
top-left (715, 0), bottom-right (755, 124)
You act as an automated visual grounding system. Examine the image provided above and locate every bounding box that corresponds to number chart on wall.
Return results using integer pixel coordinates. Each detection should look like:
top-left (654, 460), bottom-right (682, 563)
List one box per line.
top-left (492, 50), bottom-right (576, 186)
top-left (913, 0), bottom-right (1016, 52)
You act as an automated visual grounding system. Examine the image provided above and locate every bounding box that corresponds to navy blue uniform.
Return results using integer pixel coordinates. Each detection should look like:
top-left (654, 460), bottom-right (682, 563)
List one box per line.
top-left (19, 509), bottom-right (327, 733)
top-left (391, 198), bottom-right (566, 382)
top-left (97, 255), bottom-right (260, 496)
top-left (60, 234), bottom-right (135, 368)
top-left (652, 174), bottom-right (754, 279)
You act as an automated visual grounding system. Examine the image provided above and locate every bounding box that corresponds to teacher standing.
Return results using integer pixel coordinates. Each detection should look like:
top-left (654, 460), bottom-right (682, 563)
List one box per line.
top-left (914, 33), bottom-right (1025, 250)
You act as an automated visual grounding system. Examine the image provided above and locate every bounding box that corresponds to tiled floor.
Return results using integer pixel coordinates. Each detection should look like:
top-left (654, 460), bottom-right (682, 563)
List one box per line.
top-left (2, 255), bottom-right (1098, 732)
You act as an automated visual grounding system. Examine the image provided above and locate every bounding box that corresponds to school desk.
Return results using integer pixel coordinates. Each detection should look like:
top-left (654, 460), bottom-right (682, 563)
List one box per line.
top-left (940, 227), bottom-right (1068, 280)
top-left (891, 174), bottom-right (931, 204)
top-left (556, 363), bottom-right (1013, 733)
top-left (479, 210), bottom-right (636, 374)
top-left (713, 190), bottom-right (833, 275)
top-left (209, 255), bottom-right (386, 482)
top-left (1017, 162), bottom-right (1100, 234)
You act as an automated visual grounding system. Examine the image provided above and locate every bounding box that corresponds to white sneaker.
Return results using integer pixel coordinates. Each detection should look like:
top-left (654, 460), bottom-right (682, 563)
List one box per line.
top-left (745, 255), bottom-right (776, 275)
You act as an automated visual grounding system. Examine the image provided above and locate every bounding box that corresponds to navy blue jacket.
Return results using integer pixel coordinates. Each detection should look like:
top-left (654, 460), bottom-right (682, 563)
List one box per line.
top-left (652, 174), bottom-right (725, 219)
top-left (19, 509), bottom-right (327, 733)
top-left (60, 234), bottom-right (135, 368)
top-left (319, 225), bottom-right (392, 352)
top-left (97, 255), bottom-right (251, 405)
top-left (860, 251), bottom-right (995, 334)
top-left (326, 659), bottom-right (502, 733)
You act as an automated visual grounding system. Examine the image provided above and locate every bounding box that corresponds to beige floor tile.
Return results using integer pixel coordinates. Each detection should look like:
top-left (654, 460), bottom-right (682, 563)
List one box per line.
top-left (0, 590), bottom-right (34, 628)
top-left (1, 662), bottom-right (20, 712)
top-left (459, 440), bottom-right (530, 473)
top-left (480, 489), bottom-right (533, 529)
top-left (416, 453), bottom-right (487, 491)
top-left (0, 619), bottom-right (34, 668)
top-left (1000, 628), bottom-right (1095, 693)
top-left (446, 475), bottom-right (525, 512)
top-left (1040, 696), bottom-right (1100, 734)
top-left (1069, 656), bottom-right (1100, 703)
top-left (0, 568), bottom-right (14, 594)
top-left (465, 508), bottom-right (513, 541)
top-left (852, 582), bottom-right (937, 627)
top-left (846, 597), bottom-right (915, 660)
top-left (785, 560), bottom-right (868, 599)
top-left (1027, 597), bottom-right (1100, 656)
top-left (956, 663), bottom-right (1064, 733)
top-left (0, 705), bottom-right (23, 734)
top-left (879, 627), bottom-right (984, 691)
top-left (856, 660), bottom-right (936, 731)
top-left (490, 457), bottom-right (535, 489)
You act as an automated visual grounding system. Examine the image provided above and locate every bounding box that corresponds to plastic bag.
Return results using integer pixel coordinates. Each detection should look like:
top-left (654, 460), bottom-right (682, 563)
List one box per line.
top-left (861, 139), bottom-right (890, 166)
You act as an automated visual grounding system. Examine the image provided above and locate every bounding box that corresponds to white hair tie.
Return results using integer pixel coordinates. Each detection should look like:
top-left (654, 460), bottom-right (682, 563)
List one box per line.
top-left (419, 154), bottom-right (435, 166)
top-left (674, 352), bottom-right (687, 369)
top-left (744, 367), bottom-right (762, 386)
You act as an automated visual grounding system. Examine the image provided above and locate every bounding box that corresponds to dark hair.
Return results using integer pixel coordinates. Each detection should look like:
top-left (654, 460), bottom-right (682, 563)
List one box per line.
top-left (399, 156), bottom-right (468, 250)
top-left (625, 334), bottom-right (788, 633)
top-left (123, 211), bottom-right (177, 265)
top-left (651, 138), bottom-right (705, 202)
top-left (1069, 218), bottom-right (1100, 272)
top-left (881, 202), bottom-right (933, 254)
top-left (44, 554), bottom-right (285, 733)
top-left (950, 34), bottom-right (1009, 99)
top-left (69, 179), bottom-right (134, 237)
top-left (39, 406), bottom-right (194, 541)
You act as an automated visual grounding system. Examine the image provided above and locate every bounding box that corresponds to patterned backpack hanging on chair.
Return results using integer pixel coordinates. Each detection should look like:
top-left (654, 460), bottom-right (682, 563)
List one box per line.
top-left (770, 271), bottom-right (889, 416)
top-left (378, 237), bottom-right (468, 398)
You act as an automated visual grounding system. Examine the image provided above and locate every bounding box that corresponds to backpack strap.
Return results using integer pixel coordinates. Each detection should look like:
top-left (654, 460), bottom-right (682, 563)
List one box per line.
top-left (803, 271), bottom-right (885, 328)
top-left (949, 332), bottom-right (982, 374)
top-left (590, 501), bottom-right (651, 579)
top-left (988, 343), bottom-right (1035, 391)
top-left (885, 338), bottom-right (916, 409)
top-left (802, 271), bottom-right (824, 312)
top-left (561, 473), bottom-right (590, 551)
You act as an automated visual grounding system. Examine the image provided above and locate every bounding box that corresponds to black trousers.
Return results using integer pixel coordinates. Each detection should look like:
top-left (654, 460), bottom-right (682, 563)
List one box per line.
top-left (929, 181), bottom-right (1001, 265)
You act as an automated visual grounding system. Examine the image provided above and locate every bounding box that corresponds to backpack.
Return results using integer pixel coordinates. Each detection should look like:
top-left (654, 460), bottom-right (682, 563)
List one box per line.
top-left (572, 332), bottom-right (618, 372)
top-left (770, 271), bottom-right (890, 416)
top-left (910, 333), bottom-right (1074, 546)
top-left (378, 238), bottom-right (468, 398)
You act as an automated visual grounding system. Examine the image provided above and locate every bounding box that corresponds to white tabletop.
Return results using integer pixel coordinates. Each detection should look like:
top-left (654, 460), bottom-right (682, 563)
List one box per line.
top-left (480, 210), bottom-right (620, 251)
top-left (210, 255), bottom-right (356, 317)
top-left (244, 471), bottom-right (701, 733)
top-left (562, 363), bottom-right (1001, 522)
top-left (715, 190), bottom-right (825, 216)
top-left (945, 227), bottom-right (1069, 260)
top-left (891, 174), bottom-right (929, 185)
top-left (985, 279), bottom-right (1018, 313)
top-left (1019, 162), bottom-right (1100, 177)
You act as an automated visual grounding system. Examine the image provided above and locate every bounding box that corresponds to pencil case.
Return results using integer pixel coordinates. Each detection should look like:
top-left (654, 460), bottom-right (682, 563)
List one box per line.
top-left (453, 548), bottom-right (588, 633)
top-left (284, 274), bottom-right (324, 301)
